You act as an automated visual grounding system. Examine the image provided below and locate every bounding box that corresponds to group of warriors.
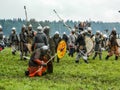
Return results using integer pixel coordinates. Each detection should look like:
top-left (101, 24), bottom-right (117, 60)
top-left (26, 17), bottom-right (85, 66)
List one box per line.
top-left (0, 21), bottom-right (120, 77)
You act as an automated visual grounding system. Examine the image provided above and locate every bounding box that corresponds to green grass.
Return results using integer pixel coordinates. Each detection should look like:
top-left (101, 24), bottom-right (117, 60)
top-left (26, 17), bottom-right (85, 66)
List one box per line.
top-left (0, 48), bottom-right (120, 90)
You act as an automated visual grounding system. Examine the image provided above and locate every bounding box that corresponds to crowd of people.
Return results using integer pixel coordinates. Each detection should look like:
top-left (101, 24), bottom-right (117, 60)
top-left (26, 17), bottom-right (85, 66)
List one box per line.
top-left (0, 22), bottom-right (120, 77)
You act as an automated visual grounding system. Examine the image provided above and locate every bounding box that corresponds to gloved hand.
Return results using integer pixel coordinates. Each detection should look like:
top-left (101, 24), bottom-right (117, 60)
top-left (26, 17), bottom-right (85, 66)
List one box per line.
top-left (41, 61), bottom-right (47, 67)
top-left (41, 63), bottom-right (47, 67)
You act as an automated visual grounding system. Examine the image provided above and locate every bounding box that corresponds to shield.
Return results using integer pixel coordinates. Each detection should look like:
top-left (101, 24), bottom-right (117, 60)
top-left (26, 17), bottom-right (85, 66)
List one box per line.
top-left (85, 36), bottom-right (94, 55)
top-left (117, 39), bottom-right (120, 46)
top-left (118, 47), bottom-right (120, 55)
top-left (57, 40), bottom-right (67, 59)
top-left (117, 39), bottom-right (120, 55)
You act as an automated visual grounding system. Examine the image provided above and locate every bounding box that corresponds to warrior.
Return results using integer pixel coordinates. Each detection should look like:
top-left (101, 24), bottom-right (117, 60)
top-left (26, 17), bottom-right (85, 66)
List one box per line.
top-left (75, 30), bottom-right (88, 63)
top-left (78, 22), bottom-right (86, 33)
top-left (62, 32), bottom-right (69, 43)
top-left (101, 34), bottom-right (108, 50)
top-left (43, 26), bottom-right (56, 62)
top-left (86, 27), bottom-right (94, 38)
top-left (105, 28), bottom-right (119, 60)
top-left (68, 29), bottom-right (76, 57)
top-left (19, 25), bottom-right (28, 60)
top-left (92, 31), bottom-right (102, 60)
top-left (0, 25), bottom-right (3, 42)
top-left (31, 26), bottom-right (48, 51)
top-left (62, 32), bottom-right (69, 50)
top-left (25, 45), bottom-right (53, 77)
top-left (9, 27), bottom-right (19, 55)
top-left (0, 25), bottom-right (4, 51)
top-left (27, 24), bottom-right (35, 44)
top-left (52, 31), bottom-right (61, 63)
top-left (26, 24), bottom-right (35, 53)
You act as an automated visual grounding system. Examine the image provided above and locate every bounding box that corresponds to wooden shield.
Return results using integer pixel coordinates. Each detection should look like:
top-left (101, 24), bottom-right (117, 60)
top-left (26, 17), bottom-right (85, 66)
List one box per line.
top-left (57, 40), bottom-right (67, 59)
top-left (117, 39), bottom-right (120, 46)
top-left (117, 39), bottom-right (120, 55)
top-left (26, 43), bottom-right (32, 54)
top-left (85, 36), bottom-right (94, 55)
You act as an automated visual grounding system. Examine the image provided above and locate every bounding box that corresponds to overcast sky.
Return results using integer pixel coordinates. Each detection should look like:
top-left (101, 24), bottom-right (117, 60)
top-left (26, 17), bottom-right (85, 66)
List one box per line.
top-left (0, 0), bottom-right (120, 22)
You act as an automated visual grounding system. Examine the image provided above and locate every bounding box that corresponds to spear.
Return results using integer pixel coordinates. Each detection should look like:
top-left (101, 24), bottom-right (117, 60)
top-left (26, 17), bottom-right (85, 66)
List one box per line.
top-left (24, 6), bottom-right (28, 26)
top-left (53, 9), bottom-right (72, 32)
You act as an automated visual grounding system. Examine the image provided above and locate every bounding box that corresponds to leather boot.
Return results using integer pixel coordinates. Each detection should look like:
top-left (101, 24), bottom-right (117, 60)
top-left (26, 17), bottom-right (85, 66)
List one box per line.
top-left (115, 56), bottom-right (118, 60)
top-left (105, 55), bottom-right (109, 60)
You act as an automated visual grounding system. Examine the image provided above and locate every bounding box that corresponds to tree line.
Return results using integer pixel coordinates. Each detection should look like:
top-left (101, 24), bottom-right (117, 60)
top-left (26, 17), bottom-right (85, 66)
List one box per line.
top-left (0, 18), bottom-right (120, 37)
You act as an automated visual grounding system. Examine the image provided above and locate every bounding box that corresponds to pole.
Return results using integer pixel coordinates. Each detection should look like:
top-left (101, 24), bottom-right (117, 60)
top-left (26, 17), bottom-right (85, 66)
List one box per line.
top-left (53, 9), bottom-right (72, 32)
top-left (46, 54), bottom-right (57, 64)
top-left (24, 6), bottom-right (28, 26)
top-left (22, 54), bottom-right (57, 63)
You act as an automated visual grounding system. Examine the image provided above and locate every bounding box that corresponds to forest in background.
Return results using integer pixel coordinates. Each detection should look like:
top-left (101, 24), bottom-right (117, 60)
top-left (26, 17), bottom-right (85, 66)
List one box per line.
top-left (0, 18), bottom-right (120, 37)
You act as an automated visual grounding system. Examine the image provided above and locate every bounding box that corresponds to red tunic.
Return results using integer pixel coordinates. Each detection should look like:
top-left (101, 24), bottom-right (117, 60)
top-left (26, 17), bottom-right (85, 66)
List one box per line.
top-left (28, 58), bottom-right (48, 77)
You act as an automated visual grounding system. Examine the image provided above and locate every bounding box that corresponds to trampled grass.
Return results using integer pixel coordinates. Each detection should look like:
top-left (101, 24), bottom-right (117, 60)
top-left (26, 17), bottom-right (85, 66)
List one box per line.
top-left (0, 48), bottom-right (120, 90)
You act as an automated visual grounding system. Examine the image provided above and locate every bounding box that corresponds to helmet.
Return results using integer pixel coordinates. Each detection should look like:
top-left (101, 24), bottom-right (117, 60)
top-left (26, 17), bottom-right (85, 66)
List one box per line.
top-left (12, 27), bottom-right (16, 30)
top-left (12, 27), bottom-right (16, 31)
top-left (103, 34), bottom-right (107, 38)
top-left (3, 35), bottom-right (5, 38)
top-left (96, 30), bottom-right (100, 33)
top-left (84, 30), bottom-right (88, 33)
top-left (40, 45), bottom-right (49, 56)
top-left (80, 30), bottom-right (87, 35)
top-left (96, 30), bottom-right (100, 35)
top-left (71, 29), bottom-right (75, 32)
top-left (63, 32), bottom-right (66, 34)
top-left (87, 27), bottom-right (92, 31)
top-left (22, 24), bottom-right (26, 28)
top-left (72, 29), bottom-right (75, 32)
top-left (55, 31), bottom-right (59, 34)
top-left (113, 27), bottom-right (116, 31)
top-left (44, 26), bottom-right (50, 30)
top-left (21, 25), bottom-right (26, 32)
top-left (43, 26), bottom-right (50, 36)
top-left (28, 24), bottom-right (32, 28)
top-left (37, 26), bottom-right (43, 32)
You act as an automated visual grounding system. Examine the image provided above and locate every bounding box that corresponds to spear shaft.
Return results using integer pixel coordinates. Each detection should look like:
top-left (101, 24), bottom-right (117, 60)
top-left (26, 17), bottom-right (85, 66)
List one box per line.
top-left (53, 9), bottom-right (72, 31)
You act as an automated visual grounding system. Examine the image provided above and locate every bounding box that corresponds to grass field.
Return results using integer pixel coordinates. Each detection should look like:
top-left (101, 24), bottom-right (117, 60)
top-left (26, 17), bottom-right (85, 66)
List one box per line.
top-left (0, 48), bottom-right (120, 90)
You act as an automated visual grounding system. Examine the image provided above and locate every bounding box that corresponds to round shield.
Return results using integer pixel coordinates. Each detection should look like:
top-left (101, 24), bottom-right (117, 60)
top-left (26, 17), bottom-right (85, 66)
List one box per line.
top-left (57, 40), bottom-right (67, 59)
top-left (118, 47), bottom-right (120, 55)
top-left (117, 39), bottom-right (120, 46)
top-left (85, 36), bottom-right (94, 55)
top-left (117, 39), bottom-right (120, 55)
